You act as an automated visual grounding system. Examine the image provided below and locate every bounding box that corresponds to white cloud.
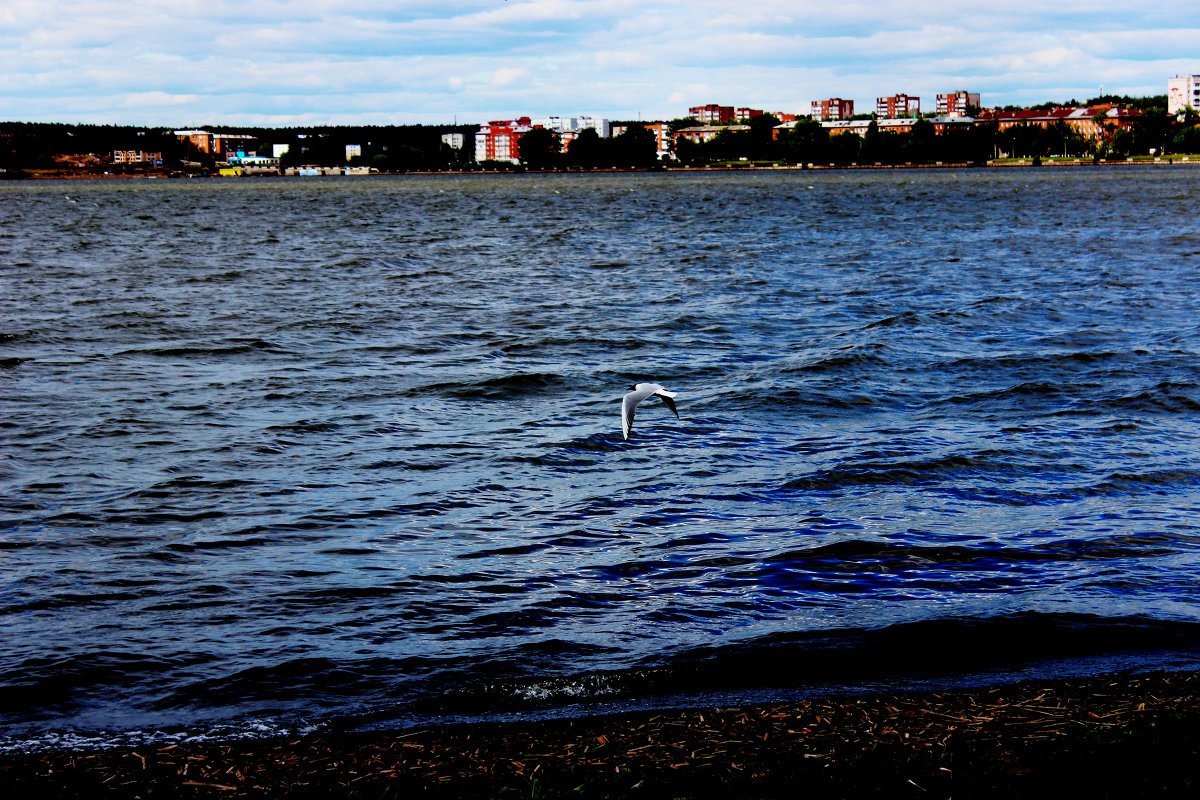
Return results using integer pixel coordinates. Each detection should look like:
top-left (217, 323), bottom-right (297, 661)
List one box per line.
top-left (121, 91), bottom-right (200, 107)
top-left (0, 1), bottom-right (1190, 125)
top-left (593, 50), bottom-right (654, 70)
top-left (490, 67), bottom-right (531, 87)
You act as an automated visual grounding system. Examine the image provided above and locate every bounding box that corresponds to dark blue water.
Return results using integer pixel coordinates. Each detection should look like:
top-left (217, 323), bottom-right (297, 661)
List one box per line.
top-left (4, 169), bottom-right (1200, 751)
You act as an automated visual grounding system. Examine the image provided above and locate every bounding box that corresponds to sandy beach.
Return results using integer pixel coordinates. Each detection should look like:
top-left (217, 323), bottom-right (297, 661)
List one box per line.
top-left (3, 670), bottom-right (1199, 798)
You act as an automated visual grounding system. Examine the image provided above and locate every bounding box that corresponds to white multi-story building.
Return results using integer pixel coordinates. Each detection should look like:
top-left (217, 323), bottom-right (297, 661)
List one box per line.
top-left (530, 116), bottom-right (578, 133)
top-left (441, 133), bottom-right (464, 149)
top-left (1169, 75), bottom-right (1200, 115)
top-left (577, 115), bottom-right (611, 138)
top-left (345, 144), bottom-right (362, 161)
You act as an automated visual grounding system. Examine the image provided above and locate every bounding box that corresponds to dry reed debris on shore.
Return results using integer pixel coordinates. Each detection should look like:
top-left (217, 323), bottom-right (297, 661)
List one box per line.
top-left (3, 670), bottom-right (1199, 798)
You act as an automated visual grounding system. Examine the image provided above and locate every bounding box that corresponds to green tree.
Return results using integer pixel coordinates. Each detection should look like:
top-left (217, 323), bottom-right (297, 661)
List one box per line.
top-left (778, 119), bottom-right (830, 165)
top-left (518, 127), bottom-right (561, 169)
top-left (859, 120), bottom-right (892, 163)
top-left (937, 123), bottom-right (996, 163)
top-left (565, 127), bottom-right (605, 169)
top-left (997, 124), bottom-right (1047, 158)
top-left (1174, 124), bottom-right (1200, 154)
top-left (672, 135), bottom-right (703, 165)
top-left (704, 127), bottom-right (751, 162)
top-left (667, 117), bottom-right (699, 135)
top-left (746, 113), bottom-right (782, 161)
top-left (904, 118), bottom-right (936, 162)
top-left (827, 131), bottom-right (860, 165)
top-left (610, 124), bottom-right (658, 168)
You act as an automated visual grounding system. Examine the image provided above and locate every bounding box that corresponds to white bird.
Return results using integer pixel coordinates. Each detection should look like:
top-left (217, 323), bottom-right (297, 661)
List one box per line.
top-left (621, 383), bottom-right (678, 440)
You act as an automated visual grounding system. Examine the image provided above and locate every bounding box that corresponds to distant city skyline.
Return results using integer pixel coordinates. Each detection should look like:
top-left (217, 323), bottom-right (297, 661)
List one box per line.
top-left (1, 1), bottom-right (1194, 126)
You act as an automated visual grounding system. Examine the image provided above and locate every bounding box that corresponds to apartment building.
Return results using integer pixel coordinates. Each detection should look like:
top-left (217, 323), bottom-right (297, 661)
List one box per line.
top-left (611, 122), bottom-right (673, 155)
top-left (578, 115), bottom-right (612, 138)
top-left (474, 118), bottom-right (532, 164)
top-left (937, 91), bottom-right (980, 117)
top-left (475, 115), bottom-right (611, 162)
top-left (1168, 75), bottom-right (1200, 114)
top-left (690, 104), bottom-right (736, 124)
top-left (530, 116), bottom-right (578, 134)
top-left (645, 122), bottom-right (672, 155)
top-left (975, 105), bottom-right (1141, 140)
top-left (174, 129), bottom-right (214, 154)
top-left (213, 134), bottom-right (256, 157)
top-left (877, 94), bottom-right (921, 119)
top-left (173, 130), bottom-right (260, 159)
top-left (811, 98), bottom-right (855, 121)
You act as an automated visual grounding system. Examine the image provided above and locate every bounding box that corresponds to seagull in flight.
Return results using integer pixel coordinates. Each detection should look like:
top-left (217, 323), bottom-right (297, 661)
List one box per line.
top-left (622, 383), bottom-right (678, 440)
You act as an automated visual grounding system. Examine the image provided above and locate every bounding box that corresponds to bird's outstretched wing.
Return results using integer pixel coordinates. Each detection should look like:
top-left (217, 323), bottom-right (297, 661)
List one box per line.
top-left (621, 392), bottom-right (639, 440)
top-left (655, 392), bottom-right (678, 418)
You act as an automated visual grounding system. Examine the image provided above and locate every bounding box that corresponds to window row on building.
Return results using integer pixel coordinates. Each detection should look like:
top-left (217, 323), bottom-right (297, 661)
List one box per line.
top-left (810, 91), bottom-right (980, 122)
top-left (792, 103), bottom-right (1145, 143)
top-left (689, 91), bottom-right (978, 123)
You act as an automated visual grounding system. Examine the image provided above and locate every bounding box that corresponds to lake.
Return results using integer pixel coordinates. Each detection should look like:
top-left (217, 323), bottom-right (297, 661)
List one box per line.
top-left (3, 167), bottom-right (1200, 751)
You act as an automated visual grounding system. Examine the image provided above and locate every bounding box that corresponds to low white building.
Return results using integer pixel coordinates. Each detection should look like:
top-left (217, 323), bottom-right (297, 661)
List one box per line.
top-left (112, 150), bottom-right (161, 165)
top-left (227, 154), bottom-right (280, 167)
top-left (675, 124), bottom-right (750, 144)
top-left (1169, 75), bottom-right (1200, 115)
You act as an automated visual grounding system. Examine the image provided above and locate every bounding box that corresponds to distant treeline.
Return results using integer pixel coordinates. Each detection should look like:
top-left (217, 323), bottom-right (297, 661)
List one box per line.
top-left (0, 123), bottom-right (480, 173)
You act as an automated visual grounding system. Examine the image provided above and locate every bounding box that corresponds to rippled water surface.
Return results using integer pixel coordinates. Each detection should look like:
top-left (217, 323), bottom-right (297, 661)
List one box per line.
top-left (4, 169), bottom-right (1200, 749)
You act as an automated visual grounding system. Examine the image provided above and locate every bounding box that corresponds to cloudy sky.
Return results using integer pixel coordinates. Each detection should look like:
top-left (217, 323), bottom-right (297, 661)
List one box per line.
top-left (2, 1), bottom-right (1194, 126)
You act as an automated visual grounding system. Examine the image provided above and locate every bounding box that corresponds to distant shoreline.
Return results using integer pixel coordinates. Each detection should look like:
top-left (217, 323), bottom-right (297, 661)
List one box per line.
top-left (4, 669), bottom-right (1200, 798)
top-left (5, 157), bottom-right (1197, 182)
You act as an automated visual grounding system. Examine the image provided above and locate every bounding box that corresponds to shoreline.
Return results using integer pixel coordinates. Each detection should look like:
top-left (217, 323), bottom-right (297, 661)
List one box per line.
top-left (5, 157), bottom-right (1198, 181)
top-left (4, 669), bottom-right (1199, 798)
